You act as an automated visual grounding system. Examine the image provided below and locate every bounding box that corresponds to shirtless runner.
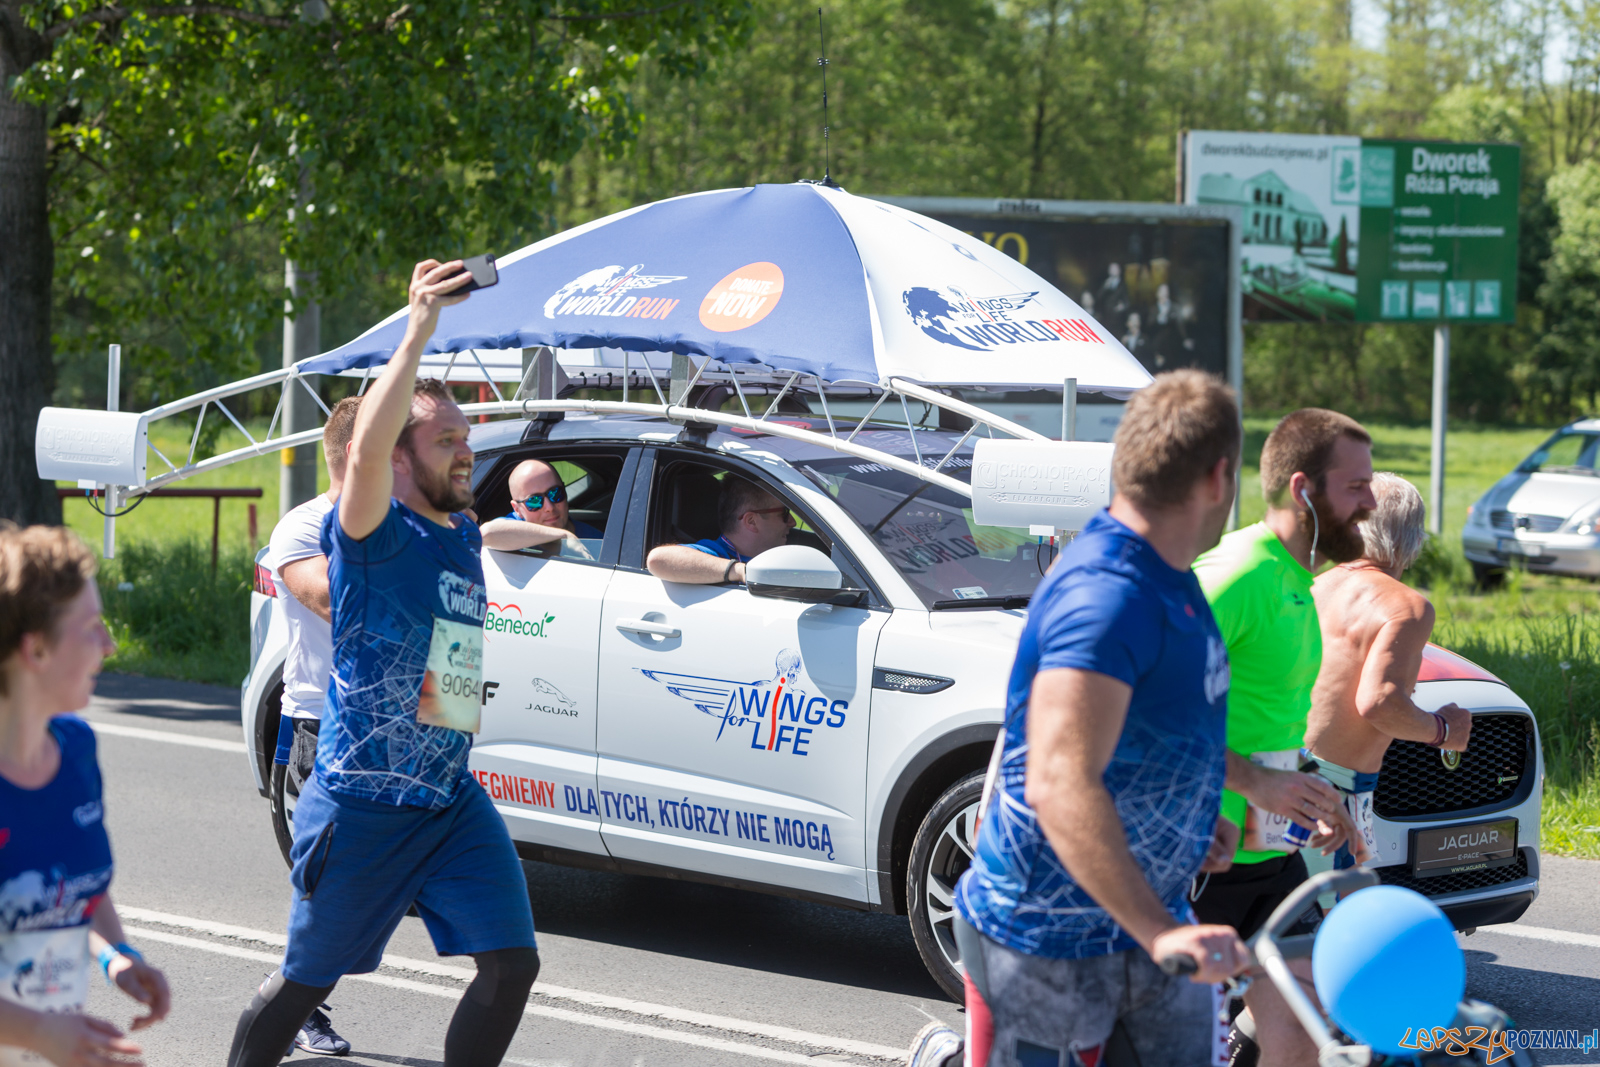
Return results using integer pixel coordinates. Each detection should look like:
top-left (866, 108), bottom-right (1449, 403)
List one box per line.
top-left (1308, 472), bottom-right (1472, 869)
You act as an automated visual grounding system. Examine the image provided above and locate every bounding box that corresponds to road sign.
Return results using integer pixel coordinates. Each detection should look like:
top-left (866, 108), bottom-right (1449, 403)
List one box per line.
top-left (1180, 132), bottom-right (1519, 324)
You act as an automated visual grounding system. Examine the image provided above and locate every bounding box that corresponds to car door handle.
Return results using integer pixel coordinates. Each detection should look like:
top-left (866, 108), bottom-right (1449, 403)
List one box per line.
top-left (616, 618), bottom-right (681, 638)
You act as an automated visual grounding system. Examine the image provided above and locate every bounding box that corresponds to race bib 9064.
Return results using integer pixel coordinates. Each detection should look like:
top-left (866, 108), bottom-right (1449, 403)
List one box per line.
top-left (418, 616), bottom-right (483, 733)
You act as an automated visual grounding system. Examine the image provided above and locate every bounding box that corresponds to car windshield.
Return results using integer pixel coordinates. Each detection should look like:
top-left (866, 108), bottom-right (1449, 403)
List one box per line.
top-left (790, 429), bottom-right (1046, 609)
top-left (1518, 430), bottom-right (1600, 476)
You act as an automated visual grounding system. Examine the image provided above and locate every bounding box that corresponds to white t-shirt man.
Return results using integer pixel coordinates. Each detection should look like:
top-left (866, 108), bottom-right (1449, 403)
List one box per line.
top-left (268, 493), bottom-right (336, 720)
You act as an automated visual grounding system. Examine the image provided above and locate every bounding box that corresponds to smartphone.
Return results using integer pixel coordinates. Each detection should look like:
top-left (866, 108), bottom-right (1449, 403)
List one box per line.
top-left (453, 253), bottom-right (498, 293)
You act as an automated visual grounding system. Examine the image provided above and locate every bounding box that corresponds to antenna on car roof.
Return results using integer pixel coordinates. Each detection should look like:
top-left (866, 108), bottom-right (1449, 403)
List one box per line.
top-left (816, 9), bottom-right (838, 189)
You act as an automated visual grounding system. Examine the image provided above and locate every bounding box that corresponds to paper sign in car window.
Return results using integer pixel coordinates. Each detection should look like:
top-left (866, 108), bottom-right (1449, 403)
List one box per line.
top-left (700, 262), bottom-right (784, 331)
top-left (419, 616), bottom-right (484, 733)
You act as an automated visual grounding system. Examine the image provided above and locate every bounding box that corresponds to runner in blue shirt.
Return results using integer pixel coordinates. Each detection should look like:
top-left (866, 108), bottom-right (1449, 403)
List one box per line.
top-left (227, 259), bottom-right (539, 1067)
top-left (0, 526), bottom-right (170, 1066)
top-left (909, 371), bottom-right (1250, 1067)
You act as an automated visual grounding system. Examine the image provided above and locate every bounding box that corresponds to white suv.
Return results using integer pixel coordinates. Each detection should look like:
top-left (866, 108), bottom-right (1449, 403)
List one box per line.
top-left (242, 411), bottom-right (1543, 998)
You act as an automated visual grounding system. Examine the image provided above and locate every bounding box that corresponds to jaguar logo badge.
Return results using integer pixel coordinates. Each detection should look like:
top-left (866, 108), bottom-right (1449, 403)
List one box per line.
top-left (1441, 749), bottom-right (1462, 771)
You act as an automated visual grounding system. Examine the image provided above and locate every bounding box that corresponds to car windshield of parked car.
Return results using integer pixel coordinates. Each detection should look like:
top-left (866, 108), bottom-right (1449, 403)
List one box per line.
top-left (789, 429), bottom-right (1046, 610)
top-left (1518, 430), bottom-right (1600, 476)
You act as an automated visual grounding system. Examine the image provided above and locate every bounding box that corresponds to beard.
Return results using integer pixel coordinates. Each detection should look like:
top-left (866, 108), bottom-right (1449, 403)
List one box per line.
top-left (1309, 488), bottom-right (1370, 565)
top-left (411, 454), bottom-right (475, 514)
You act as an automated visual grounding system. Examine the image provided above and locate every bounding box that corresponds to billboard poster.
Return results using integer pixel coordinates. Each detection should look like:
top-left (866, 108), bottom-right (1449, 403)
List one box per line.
top-left (923, 213), bottom-right (1231, 379)
top-left (1182, 131), bottom-right (1519, 324)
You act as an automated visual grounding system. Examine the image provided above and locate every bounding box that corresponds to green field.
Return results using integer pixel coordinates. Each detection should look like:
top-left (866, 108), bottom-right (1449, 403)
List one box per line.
top-left (71, 415), bottom-right (1600, 856)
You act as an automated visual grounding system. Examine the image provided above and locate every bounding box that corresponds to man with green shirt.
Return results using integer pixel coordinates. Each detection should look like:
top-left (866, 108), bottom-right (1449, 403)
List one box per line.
top-left (1194, 408), bottom-right (1377, 1067)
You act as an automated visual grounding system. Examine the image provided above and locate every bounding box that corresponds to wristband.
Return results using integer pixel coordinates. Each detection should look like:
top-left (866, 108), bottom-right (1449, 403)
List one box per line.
top-left (722, 558), bottom-right (737, 583)
top-left (1426, 712), bottom-right (1447, 747)
top-left (97, 942), bottom-right (143, 982)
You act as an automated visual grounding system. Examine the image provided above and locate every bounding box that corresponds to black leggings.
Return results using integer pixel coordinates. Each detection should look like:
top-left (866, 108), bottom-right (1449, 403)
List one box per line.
top-left (227, 947), bottom-right (540, 1067)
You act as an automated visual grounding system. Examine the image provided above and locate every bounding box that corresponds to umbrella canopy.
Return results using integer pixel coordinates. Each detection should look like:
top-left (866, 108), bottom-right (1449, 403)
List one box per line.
top-left (301, 183), bottom-right (1152, 395)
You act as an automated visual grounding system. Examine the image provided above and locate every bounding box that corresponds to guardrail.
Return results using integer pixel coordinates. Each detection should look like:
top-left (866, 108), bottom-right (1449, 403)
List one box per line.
top-left (58, 487), bottom-right (265, 573)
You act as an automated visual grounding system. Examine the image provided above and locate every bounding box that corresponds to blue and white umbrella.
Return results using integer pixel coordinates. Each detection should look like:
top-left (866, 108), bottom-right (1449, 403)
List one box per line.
top-left (302, 183), bottom-right (1151, 396)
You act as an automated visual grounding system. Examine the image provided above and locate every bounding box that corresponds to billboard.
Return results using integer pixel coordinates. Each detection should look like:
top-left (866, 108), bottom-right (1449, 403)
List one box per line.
top-left (1181, 131), bottom-right (1519, 324)
top-left (899, 207), bottom-right (1233, 381)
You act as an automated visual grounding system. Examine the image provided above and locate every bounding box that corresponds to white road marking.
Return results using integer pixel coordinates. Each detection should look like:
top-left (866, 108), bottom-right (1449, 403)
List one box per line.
top-left (87, 720), bottom-right (248, 754)
top-left (119, 910), bottom-right (904, 1062)
top-left (1479, 922), bottom-right (1600, 951)
top-left (123, 926), bottom-right (855, 1065)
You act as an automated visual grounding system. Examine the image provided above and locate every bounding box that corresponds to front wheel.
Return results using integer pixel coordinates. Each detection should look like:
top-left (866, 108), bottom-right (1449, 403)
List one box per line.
top-left (907, 771), bottom-right (985, 1001)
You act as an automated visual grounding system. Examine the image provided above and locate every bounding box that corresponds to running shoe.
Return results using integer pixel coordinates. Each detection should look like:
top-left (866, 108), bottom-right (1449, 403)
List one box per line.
top-left (906, 1020), bottom-right (963, 1067)
top-left (294, 1005), bottom-right (351, 1056)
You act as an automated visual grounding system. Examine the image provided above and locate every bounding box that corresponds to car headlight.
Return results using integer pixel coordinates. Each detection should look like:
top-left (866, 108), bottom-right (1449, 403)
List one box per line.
top-left (1565, 501), bottom-right (1600, 535)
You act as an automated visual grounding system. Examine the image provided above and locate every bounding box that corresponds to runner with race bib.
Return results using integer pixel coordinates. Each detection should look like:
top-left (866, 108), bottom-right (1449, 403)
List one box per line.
top-left (227, 259), bottom-right (539, 1067)
top-left (0, 525), bottom-right (170, 1066)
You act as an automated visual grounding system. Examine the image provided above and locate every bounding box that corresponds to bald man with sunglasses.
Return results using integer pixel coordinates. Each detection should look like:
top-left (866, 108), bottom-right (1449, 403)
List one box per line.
top-left (481, 460), bottom-right (602, 557)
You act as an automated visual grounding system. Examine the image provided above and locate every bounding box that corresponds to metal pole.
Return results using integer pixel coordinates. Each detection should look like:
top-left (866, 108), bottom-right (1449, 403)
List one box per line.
top-left (1429, 325), bottom-right (1450, 535)
top-left (104, 344), bottom-right (121, 559)
top-left (280, 258), bottom-right (321, 516)
top-left (1062, 377), bottom-right (1077, 441)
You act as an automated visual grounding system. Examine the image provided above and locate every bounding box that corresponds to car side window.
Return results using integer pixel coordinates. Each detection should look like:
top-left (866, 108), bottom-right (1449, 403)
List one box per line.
top-left (642, 454), bottom-right (883, 606)
top-left (474, 447), bottom-right (637, 566)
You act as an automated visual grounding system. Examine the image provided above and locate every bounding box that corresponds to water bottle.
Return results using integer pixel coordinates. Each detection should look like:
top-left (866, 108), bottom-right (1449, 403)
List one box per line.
top-left (1283, 820), bottom-right (1314, 849)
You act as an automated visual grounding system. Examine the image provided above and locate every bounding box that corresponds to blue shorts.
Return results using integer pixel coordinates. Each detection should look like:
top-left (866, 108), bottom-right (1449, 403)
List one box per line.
top-left (283, 773), bottom-right (536, 987)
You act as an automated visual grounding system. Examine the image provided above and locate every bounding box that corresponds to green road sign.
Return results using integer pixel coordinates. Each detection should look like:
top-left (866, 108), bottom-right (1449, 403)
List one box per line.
top-left (1183, 132), bottom-right (1519, 323)
top-left (1354, 140), bottom-right (1519, 323)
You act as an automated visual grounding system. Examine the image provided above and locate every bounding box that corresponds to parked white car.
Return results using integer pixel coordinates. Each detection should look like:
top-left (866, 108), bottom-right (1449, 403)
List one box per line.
top-left (1464, 418), bottom-right (1600, 585)
top-left (241, 410), bottom-right (1543, 998)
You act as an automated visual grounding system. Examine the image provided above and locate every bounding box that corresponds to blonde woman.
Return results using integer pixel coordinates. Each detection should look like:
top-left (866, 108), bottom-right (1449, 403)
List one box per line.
top-left (0, 526), bottom-right (169, 1066)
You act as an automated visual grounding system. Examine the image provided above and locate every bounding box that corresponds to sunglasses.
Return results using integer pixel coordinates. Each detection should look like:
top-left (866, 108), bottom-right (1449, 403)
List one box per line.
top-left (746, 506), bottom-right (793, 522)
top-left (517, 484), bottom-right (567, 509)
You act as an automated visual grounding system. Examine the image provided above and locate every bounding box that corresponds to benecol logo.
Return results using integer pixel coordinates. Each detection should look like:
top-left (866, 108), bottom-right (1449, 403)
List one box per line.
top-left (542, 264), bottom-right (686, 321)
top-left (485, 602), bottom-right (554, 638)
top-left (637, 649), bottom-right (848, 756)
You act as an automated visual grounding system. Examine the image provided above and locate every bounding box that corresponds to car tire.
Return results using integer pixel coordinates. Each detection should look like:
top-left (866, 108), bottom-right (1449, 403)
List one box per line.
top-left (268, 758), bottom-right (296, 869)
top-left (907, 770), bottom-right (985, 1001)
top-left (1471, 561), bottom-right (1505, 590)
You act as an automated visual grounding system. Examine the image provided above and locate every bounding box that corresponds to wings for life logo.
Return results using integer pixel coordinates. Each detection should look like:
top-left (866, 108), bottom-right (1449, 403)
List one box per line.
top-left (437, 572), bottom-right (486, 621)
top-left (543, 264), bottom-right (687, 321)
top-left (637, 648), bottom-right (848, 756)
top-left (902, 285), bottom-right (1105, 352)
top-left (699, 261), bottom-right (784, 332)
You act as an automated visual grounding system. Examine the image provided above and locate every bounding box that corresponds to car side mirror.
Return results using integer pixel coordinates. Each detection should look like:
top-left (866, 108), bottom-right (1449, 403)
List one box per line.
top-left (746, 545), bottom-right (851, 604)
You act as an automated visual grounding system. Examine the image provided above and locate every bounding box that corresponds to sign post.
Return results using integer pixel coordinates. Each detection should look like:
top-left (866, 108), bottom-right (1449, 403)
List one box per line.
top-left (1431, 326), bottom-right (1449, 535)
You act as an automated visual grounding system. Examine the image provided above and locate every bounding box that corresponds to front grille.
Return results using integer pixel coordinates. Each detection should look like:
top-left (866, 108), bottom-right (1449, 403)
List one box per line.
top-left (1373, 713), bottom-right (1534, 818)
top-left (1489, 510), bottom-right (1563, 533)
top-left (1376, 849), bottom-right (1531, 896)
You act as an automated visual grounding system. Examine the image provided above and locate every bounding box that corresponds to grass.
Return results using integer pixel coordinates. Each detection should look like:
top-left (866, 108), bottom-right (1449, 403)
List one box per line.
top-left (70, 414), bottom-right (1600, 856)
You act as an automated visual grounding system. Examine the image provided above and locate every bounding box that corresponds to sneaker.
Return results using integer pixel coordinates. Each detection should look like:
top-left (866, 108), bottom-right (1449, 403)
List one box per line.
top-left (294, 1006), bottom-right (352, 1056)
top-left (907, 1020), bottom-right (963, 1067)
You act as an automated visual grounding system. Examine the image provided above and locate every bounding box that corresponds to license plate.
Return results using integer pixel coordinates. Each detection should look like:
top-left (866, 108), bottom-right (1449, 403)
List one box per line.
top-left (1409, 817), bottom-right (1518, 878)
top-left (1497, 538), bottom-right (1542, 557)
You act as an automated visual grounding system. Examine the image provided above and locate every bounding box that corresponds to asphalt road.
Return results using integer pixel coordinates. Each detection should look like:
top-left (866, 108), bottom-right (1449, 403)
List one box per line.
top-left (71, 673), bottom-right (1600, 1065)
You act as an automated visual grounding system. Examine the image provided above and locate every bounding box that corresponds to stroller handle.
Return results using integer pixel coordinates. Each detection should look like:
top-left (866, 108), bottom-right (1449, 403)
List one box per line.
top-left (1260, 868), bottom-right (1379, 943)
top-left (1252, 867), bottom-right (1381, 1064)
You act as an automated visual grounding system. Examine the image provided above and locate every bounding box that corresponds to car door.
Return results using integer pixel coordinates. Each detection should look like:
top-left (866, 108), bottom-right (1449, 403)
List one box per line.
top-left (595, 449), bottom-right (888, 904)
top-left (473, 446), bottom-right (638, 859)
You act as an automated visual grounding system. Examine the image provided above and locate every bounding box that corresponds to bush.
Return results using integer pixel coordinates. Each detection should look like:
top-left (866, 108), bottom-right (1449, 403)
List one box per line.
top-left (98, 538), bottom-right (252, 686)
top-left (1406, 533), bottom-right (1472, 591)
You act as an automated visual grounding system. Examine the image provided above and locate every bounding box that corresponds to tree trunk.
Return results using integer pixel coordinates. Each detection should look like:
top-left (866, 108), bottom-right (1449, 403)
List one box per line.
top-left (0, 11), bottom-right (62, 525)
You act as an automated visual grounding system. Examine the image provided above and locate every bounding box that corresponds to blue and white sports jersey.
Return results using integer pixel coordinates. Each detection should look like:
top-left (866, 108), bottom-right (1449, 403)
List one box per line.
top-left (954, 510), bottom-right (1230, 959)
top-left (319, 500), bottom-right (488, 809)
top-left (0, 716), bottom-right (114, 1022)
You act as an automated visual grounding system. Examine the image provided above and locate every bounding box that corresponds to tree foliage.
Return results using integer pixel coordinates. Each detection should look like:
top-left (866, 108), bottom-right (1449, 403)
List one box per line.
top-left (22, 0), bottom-right (751, 404)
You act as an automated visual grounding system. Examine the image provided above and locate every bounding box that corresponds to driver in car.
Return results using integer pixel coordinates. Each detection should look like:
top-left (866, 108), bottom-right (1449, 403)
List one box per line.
top-left (480, 459), bottom-right (601, 556)
top-left (647, 476), bottom-right (794, 584)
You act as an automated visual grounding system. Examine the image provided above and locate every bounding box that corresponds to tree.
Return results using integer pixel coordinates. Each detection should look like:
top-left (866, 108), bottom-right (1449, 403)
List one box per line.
top-left (0, 0), bottom-right (751, 523)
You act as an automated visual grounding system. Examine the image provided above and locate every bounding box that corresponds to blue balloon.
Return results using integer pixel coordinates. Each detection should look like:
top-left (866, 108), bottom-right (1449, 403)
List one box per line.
top-left (1312, 885), bottom-right (1464, 1054)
